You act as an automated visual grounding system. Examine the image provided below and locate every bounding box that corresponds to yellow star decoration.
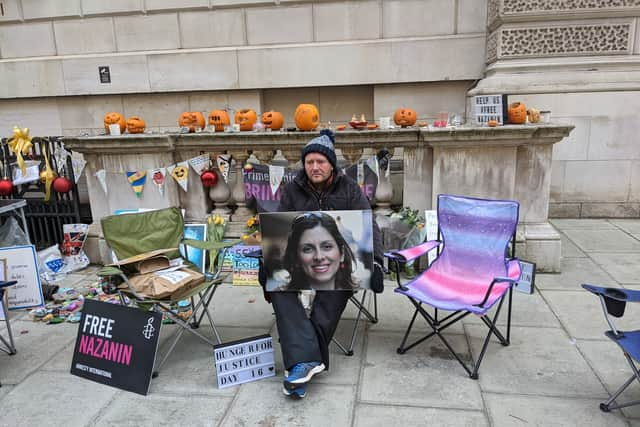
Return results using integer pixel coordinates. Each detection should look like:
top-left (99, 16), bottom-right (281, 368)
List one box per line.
top-left (8, 126), bottom-right (33, 176)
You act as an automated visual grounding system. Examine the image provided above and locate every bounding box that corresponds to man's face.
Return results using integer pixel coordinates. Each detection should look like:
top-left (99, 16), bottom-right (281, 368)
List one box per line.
top-left (304, 152), bottom-right (333, 186)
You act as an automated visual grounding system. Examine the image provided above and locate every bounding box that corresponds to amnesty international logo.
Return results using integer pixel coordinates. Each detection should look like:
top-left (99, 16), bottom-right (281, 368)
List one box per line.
top-left (142, 317), bottom-right (155, 340)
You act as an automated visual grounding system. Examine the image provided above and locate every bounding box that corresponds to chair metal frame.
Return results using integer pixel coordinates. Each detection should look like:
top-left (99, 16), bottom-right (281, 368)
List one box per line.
top-left (332, 290), bottom-right (378, 356)
top-left (0, 280), bottom-right (18, 388)
top-left (583, 284), bottom-right (640, 413)
top-left (385, 195), bottom-right (520, 379)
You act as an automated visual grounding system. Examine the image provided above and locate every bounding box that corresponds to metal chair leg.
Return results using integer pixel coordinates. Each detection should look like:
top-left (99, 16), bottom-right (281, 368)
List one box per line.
top-left (0, 289), bottom-right (16, 356)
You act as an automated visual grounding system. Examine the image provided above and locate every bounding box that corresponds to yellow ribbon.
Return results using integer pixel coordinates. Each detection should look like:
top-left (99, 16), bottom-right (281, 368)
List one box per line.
top-left (8, 127), bottom-right (33, 176)
top-left (40, 146), bottom-right (57, 202)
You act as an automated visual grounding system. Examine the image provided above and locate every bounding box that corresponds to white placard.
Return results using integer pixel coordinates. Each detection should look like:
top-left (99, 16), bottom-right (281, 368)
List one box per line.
top-left (0, 245), bottom-right (44, 313)
top-left (213, 335), bottom-right (275, 389)
top-left (474, 94), bottom-right (506, 125)
top-left (12, 160), bottom-right (40, 185)
top-left (424, 210), bottom-right (438, 265)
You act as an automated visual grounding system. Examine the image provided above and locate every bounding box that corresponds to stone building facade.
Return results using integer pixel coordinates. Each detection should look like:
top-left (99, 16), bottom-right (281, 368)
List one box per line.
top-left (0, 0), bottom-right (638, 217)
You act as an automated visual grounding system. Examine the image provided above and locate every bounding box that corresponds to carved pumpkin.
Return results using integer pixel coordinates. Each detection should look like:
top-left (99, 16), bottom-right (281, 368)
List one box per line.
top-left (178, 112), bottom-right (205, 133)
top-left (261, 111), bottom-right (284, 130)
top-left (126, 116), bottom-right (146, 134)
top-left (294, 104), bottom-right (320, 131)
top-left (234, 109), bottom-right (257, 131)
top-left (208, 110), bottom-right (230, 132)
top-left (393, 108), bottom-right (417, 127)
top-left (527, 107), bottom-right (540, 123)
top-left (508, 102), bottom-right (527, 124)
top-left (103, 112), bottom-right (126, 134)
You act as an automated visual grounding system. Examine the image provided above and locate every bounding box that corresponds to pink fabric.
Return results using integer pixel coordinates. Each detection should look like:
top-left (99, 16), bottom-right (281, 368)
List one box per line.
top-left (386, 240), bottom-right (441, 262)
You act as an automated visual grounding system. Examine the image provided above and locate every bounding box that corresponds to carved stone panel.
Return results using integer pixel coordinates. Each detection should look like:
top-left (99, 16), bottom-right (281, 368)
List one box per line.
top-left (502, 0), bottom-right (640, 14)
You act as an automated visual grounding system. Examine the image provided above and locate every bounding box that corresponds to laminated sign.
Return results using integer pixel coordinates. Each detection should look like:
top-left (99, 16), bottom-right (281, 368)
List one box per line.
top-left (213, 335), bottom-right (275, 389)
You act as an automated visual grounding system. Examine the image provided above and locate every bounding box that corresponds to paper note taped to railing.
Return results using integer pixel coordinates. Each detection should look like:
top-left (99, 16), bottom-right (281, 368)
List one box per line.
top-left (213, 334), bottom-right (275, 389)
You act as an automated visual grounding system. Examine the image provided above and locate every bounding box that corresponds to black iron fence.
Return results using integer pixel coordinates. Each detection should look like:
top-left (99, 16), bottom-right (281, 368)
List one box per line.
top-left (0, 136), bottom-right (91, 250)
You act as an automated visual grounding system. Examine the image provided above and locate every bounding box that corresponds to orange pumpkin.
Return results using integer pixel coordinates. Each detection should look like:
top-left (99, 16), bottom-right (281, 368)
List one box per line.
top-left (294, 104), bottom-right (320, 131)
top-left (234, 109), bottom-right (257, 131)
top-left (487, 119), bottom-right (498, 127)
top-left (508, 102), bottom-right (527, 124)
top-left (178, 112), bottom-right (205, 133)
top-left (104, 112), bottom-right (126, 134)
top-left (261, 111), bottom-right (284, 130)
top-left (393, 108), bottom-right (417, 127)
top-left (126, 116), bottom-right (146, 134)
top-left (208, 109), bottom-right (230, 132)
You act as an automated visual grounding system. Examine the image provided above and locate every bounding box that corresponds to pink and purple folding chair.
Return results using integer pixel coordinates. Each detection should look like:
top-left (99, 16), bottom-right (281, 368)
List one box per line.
top-left (582, 284), bottom-right (640, 413)
top-left (385, 194), bottom-right (522, 379)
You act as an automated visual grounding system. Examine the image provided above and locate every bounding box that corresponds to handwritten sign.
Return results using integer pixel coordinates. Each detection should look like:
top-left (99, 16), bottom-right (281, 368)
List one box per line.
top-left (232, 245), bottom-right (260, 286)
top-left (515, 260), bottom-right (536, 294)
top-left (213, 334), bottom-right (275, 389)
top-left (424, 210), bottom-right (438, 265)
top-left (70, 299), bottom-right (162, 395)
top-left (0, 246), bottom-right (43, 317)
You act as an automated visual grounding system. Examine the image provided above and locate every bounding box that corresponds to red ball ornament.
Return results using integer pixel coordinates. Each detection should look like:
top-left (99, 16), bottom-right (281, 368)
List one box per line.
top-left (53, 176), bottom-right (73, 193)
top-left (0, 178), bottom-right (13, 196)
top-left (200, 170), bottom-right (218, 188)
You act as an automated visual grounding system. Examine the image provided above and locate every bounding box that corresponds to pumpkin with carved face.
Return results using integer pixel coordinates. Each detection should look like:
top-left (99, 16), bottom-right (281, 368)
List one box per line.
top-left (208, 110), bottom-right (230, 132)
top-left (261, 111), bottom-right (284, 130)
top-left (508, 102), bottom-right (527, 124)
top-left (294, 104), bottom-right (320, 131)
top-left (393, 108), bottom-right (417, 127)
top-left (234, 109), bottom-right (257, 131)
top-left (126, 116), bottom-right (146, 134)
top-left (104, 112), bottom-right (126, 134)
top-left (178, 112), bottom-right (205, 132)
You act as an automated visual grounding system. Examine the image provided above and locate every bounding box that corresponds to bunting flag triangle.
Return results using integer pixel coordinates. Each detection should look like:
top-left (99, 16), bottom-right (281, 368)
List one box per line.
top-left (95, 169), bottom-right (108, 194)
top-left (365, 156), bottom-right (379, 179)
top-left (149, 167), bottom-right (166, 197)
top-left (71, 154), bottom-right (87, 184)
top-left (188, 154), bottom-right (210, 176)
top-left (53, 144), bottom-right (70, 173)
top-left (126, 171), bottom-right (147, 198)
top-left (168, 161), bottom-right (189, 192)
top-left (268, 165), bottom-right (285, 196)
top-left (217, 154), bottom-right (231, 183)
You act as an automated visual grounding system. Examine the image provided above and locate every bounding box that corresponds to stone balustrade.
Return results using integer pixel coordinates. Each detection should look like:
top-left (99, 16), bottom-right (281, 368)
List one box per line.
top-left (64, 123), bottom-right (573, 272)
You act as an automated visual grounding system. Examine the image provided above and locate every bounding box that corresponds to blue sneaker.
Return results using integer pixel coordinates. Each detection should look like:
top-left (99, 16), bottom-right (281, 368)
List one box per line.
top-left (284, 361), bottom-right (325, 389)
top-left (282, 383), bottom-right (307, 399)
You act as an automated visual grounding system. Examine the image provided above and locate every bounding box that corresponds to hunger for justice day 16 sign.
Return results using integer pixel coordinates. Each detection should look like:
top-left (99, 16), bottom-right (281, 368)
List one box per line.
top-left (213, 334), bottom-right (275, 389)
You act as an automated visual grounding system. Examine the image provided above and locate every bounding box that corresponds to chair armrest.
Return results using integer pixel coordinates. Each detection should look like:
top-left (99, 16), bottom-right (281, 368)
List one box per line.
top-left (474, 276), bottom-right (518, 308)
top-left (582, 284), bottom-right (640, 302)
top-left (384, 240), bottom-right (441, 263)
top-left (0, 280), bottom-right (17, 289)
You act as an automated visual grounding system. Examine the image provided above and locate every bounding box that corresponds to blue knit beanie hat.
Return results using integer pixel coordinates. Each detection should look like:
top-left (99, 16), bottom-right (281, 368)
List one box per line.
top-left (301, 129), bottom-right (337, 169)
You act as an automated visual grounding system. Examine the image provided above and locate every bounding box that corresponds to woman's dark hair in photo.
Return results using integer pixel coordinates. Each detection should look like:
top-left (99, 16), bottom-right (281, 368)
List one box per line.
top-left (283, 212), bottom-right (356, 290)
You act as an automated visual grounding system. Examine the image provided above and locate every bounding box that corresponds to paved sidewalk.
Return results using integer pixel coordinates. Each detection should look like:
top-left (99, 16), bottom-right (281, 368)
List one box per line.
top-left (1, 218), bottom-right (639, 426)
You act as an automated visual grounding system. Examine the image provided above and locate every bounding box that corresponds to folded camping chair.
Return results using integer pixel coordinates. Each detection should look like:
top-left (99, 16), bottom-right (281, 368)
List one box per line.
top-left (582, 284), bottom-right (640, 413)
top-left (385, 194), bottom-right (521, 379)
top-left (98, 207), bottom-right (236, 376)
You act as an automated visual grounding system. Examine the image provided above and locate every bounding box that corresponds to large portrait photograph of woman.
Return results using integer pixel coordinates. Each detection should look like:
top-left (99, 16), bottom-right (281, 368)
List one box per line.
top-left (260, 210), bottom-right (374, 291)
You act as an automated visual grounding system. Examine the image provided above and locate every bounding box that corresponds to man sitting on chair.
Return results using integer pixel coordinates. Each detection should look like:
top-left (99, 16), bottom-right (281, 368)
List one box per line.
top-left (270, 129), bottom-right (384, 399)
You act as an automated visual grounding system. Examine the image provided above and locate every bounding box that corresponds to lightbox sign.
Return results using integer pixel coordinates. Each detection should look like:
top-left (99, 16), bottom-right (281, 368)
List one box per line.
top-left (213, 334), bottom-right (275, 389)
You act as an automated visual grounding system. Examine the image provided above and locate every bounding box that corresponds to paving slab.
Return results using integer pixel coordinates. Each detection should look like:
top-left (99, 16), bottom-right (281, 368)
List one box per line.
top-left (560, 232), bottom-right (587, 258)
top-left (0, 384), bottom-right (13, 399)
top-left (0, 320), bottom-right (77, 384)
top-left (353, 403), bottom-right (488, 426)
top-left (610, 220), bottom-right (640, 236)
top-left (484, 393), bottom-right (629, 427)
top-left (562, 229), bottom-right (640, 253)
top-left (361, 331), bottom-right (484, 409)
top-left (543, 290), bottom-right (636, 340)
top-left (535, 257), bottom-right (618, 290)
top-left (208, 284), bottom-right (276, 329)
top-left (95, 393), bottom-right (232, 426)
top-left (577, 339), bottom-right (640, 419)
top-left (551, 219), bottom-right (617, 230)
top-left (0, 370), bottom-right (118, 427)
top-left (148, 325), bottom-right (267, 396)
top-left (589, 252), bottom-right (640, 284)
top-left (465, 325), bottom-right (607, 397)
top-left (221, 381), bottom-right (355, 427)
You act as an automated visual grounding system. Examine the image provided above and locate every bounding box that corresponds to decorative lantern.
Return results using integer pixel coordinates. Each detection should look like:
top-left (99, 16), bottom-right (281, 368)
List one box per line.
top-left (508, 102), bottom-right (527, 124)
top-left (234, 109), bottom-right (257, 131)
top-left (294, 104), bottom-right (320, 131)
top-left (103, 112), bottom-right (126, 134)
top-left (126, 116), bottom-right (146, 134)
top-left (261, 111), bottom-right (284, 130)
top-left (393, 108), bottom-right (417, 127)
top-left (53, 176), bottom-right (73, 193)
top-left (178, 112), bottom-right (205, 133)
top-left (208, 110), bottom-right (230, 132)
top-left (0, 178), bottom-right (13, 196)
top-left (201, 169), bottom-right (218, 188)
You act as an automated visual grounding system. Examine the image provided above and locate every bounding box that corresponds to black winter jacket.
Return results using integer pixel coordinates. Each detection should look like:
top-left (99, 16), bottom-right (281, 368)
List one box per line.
top-left (277, 168), bottom-right (384, 263)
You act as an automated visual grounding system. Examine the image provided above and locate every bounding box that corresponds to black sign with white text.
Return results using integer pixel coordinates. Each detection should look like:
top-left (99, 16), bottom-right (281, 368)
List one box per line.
top-left (70, 299), bottom-right (162, 395)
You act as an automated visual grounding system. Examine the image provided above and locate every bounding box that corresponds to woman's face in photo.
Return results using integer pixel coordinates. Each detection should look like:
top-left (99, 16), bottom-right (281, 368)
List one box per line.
top-left (297, 225), bottom-right (342, 288)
